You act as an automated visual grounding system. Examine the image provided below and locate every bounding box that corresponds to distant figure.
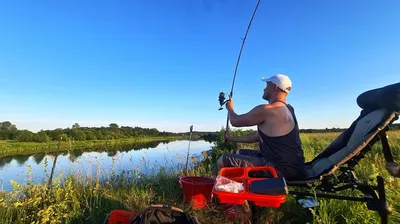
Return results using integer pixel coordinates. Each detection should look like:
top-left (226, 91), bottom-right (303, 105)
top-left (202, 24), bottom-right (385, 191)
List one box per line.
top-left (218, 74), bottom-right (306, 180)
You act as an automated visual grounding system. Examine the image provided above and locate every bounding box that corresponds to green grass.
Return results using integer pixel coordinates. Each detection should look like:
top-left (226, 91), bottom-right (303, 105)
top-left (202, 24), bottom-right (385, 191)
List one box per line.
top-left (0, 136), bottom-right (187, 158)
top-left (0, 130), bottom-right (399, 224)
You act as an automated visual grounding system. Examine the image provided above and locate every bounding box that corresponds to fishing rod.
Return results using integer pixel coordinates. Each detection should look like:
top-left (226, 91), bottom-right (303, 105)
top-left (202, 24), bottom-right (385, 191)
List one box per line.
top-left (48, 136), bottom-right (62, 189)
top-left (218, 0), bottom-right (261, 136)
top-left (184, 125), bottom-right (193, 174)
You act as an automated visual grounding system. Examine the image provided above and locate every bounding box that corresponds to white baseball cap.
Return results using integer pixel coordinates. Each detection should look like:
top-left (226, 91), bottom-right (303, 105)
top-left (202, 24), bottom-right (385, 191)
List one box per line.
top-left (261, 74), bottom-right (292, 93)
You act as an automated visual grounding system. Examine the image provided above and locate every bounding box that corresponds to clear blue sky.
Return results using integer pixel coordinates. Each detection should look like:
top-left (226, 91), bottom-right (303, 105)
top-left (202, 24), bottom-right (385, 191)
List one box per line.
top-left (0, 0), bottom-right (399, 133)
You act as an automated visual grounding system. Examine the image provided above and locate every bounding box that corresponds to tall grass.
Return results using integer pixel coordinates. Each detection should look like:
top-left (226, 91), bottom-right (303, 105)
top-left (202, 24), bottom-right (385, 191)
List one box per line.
top-left (0, 130), bottom-right (399, 224)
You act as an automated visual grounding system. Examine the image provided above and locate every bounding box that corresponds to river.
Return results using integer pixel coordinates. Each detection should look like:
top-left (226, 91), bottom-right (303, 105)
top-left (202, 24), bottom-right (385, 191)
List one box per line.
top-left (0, 139), bottom-right (213, 191)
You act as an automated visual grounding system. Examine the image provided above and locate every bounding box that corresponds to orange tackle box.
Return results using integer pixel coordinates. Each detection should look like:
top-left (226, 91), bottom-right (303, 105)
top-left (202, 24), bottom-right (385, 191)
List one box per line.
top-left (212, 166), bottom-right (287, 208)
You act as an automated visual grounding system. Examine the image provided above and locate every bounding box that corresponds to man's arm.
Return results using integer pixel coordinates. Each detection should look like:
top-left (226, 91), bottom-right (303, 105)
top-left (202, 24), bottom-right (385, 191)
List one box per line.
top-left (226, 131), bottom-right (259, 143)
top-left (228, 105), bottom-right (268, 127)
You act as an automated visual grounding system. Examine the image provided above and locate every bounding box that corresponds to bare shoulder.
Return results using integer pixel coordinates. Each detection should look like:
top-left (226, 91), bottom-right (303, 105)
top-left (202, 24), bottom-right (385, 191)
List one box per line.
top-left (257, 103), bottom-right (283, 110)
top-left (259, 102), bottom-right (288, 116)
top-left (252, 104), bottom-right (272, 111)
top-left (251, 104), bottom-right (276, 116)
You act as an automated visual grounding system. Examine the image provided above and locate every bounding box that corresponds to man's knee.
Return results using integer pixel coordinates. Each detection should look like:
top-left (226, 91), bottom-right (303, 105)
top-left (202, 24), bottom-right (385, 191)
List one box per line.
top-left (217, 154), bottom-right (239, 169)
top-left (237, 148), bottom-right (260, 157)
top-left (217, 155), bottom-right (226, 170)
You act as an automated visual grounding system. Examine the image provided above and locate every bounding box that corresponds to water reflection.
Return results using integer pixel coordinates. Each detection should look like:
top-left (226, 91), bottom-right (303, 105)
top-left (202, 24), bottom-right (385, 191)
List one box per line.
top-left (0, 140), bottom-right (213, 191)
top-left (14, 155), bottom-right (31, 166)
top-left (33, 154), bottom-right (46, 165)
top-left (0, 156), bottom-right (13, 169)
top-left (0, 140), bottom-right (172, 168)
top-left (69, 150), bottom-right (83, 163)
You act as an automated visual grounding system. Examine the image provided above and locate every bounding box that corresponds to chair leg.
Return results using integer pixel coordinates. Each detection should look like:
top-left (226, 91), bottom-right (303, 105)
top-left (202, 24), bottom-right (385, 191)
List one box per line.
top-left (290, 175), bottom-right (392, 224)
top-left (377, 176), bottom-right (391, 224)
top-left (366, 176), bottom-right (391, 224)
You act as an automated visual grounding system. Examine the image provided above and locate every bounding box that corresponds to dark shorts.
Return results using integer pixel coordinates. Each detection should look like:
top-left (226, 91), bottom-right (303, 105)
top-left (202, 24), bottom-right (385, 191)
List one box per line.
top-left (217, 149), bottom-right (277, 171)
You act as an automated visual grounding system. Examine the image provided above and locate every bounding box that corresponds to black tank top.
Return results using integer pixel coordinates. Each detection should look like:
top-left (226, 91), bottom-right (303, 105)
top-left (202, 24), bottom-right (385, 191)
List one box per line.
top-left (258, 100), bottom-right (306, 180)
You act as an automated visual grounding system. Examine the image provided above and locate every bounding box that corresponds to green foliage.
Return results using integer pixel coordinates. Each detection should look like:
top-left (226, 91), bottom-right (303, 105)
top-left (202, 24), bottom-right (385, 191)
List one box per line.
top-left (49, 128), bottom-right (64, 141)
top-left (34, 131), bottom-right (50, 143)
top-left (0, 121), bottom-right (18, 140)
top-left (0, 129), bottom-right (399, 224)
top-left (16, 130), bottom-right (34, 142)
top-left (0, 121), bottom-right (201, 143)
top-left (72, 123), bottom-right (80, 129)
top-left (1, 177), bottom-right (83, 224)
top-left (84, 130), bottom-right (97, 140)
top-left (71, 129), bottom-right (86, 141)
top-left (109, 123), bottom-right (119, 129)
top-left (2, 120), bottom-right (397, 144)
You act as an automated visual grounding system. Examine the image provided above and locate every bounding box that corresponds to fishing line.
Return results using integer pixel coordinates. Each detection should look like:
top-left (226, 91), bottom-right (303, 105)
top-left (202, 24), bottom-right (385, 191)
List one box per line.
top-left (229, 0), bottom-right (261, 99)
top-left (219, 0), bottom-right (261, 135)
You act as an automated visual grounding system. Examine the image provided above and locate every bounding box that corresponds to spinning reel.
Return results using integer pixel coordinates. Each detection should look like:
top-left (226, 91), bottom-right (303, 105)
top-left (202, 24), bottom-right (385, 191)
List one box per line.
top-left (218, 92), bottom-right (230, 110)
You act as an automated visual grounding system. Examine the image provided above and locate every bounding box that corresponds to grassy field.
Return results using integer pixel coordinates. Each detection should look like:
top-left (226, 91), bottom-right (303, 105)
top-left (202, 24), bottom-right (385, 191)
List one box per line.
top-left (0, 136), bottom-right (188, 158)
top-left (0, 130), bottom-right (399, 224)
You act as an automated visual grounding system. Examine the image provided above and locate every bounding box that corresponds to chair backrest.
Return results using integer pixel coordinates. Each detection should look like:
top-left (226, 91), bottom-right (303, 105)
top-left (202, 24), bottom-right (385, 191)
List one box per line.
top-left (306, 109), bottom-right (397, 179)
top-left (312, 81), bottom-right (400, 162)
top-left (307, 82), bottom-right (400, 179)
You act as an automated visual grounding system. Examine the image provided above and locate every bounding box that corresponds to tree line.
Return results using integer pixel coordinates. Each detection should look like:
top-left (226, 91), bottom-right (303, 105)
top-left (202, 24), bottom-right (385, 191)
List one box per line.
top-left (0, 121), bottom-right (185, 143)
top-left (300, 123), bottom-right (400, 133)
top-left (1, 121), bottom-right (398, 143)
top-left (299, 127), bottom-right (346, 133)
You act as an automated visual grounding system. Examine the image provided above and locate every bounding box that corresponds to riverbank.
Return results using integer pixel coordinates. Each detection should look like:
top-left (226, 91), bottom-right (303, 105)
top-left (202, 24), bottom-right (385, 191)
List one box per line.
top-left (0, 131), bottom-right (399, 223)
top-left (0, 136), bottom-right (195, 158)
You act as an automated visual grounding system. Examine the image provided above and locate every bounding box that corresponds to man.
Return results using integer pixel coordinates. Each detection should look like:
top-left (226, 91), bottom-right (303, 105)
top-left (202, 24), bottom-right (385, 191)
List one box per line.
top-left (218, 74), bottom-right (306, 181)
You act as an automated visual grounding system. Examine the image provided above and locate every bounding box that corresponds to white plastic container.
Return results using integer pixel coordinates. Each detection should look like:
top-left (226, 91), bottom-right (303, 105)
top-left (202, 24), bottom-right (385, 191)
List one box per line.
top-left (214, 176), bottom-right (244, 193)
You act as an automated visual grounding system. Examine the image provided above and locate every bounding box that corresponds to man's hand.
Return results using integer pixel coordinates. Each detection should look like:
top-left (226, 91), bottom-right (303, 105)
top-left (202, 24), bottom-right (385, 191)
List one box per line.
top-left (224, 132), bottom-right (233, 141)
top-left (226, 97), bottom-right (234, 111)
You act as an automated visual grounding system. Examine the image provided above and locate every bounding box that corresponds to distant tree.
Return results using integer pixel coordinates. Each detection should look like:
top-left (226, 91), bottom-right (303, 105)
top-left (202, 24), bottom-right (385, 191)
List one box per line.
top-left (96, 131), bottom-right (104, 140)
top-left (109, 123), bottom-right (119, 129)
top-left (72, 123), bottom-right (80, 129)
top-left (71, 129), bottom-right (86, 141)
top-left (120, 126), bottom-right (133, 137)
top-left (60, 133), bottom-right (69, 141)
top-left (0, 121), bottom-right (18, 140)
top-left (16, 130), bottom-right (34, 142)
top-left (147, 128), bottom-right (159, 136)
top-left (104, 134), bottom-right (114, 140)
top-left (85, 130), bottom-right (97, 140)
top-left (0, 121), bottom-right (13, 130)
top-left (50, 128), bottom-right (64, 141)
top-left (34, 130), bottom-right (50, 143)
top-left (1, 120), bottom-right (185, 142)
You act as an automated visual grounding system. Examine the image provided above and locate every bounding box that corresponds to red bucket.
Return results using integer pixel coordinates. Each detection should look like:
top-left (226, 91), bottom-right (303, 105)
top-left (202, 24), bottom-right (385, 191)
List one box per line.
top-left (180, 176), bottom-right (215, 209)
